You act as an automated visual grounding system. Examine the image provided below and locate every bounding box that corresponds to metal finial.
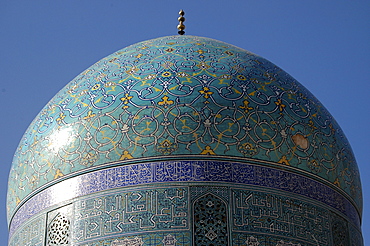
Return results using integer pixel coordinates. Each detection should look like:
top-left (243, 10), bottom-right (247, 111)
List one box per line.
top-left (177, 10), bottom-right (185, 35)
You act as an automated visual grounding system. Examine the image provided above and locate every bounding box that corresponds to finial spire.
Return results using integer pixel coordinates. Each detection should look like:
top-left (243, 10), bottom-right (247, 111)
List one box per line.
top-left (177, 10), bottom-right (185, 35)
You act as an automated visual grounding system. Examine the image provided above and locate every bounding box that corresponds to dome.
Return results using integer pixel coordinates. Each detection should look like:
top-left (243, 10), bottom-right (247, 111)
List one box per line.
top-left (7, 35), bottom-right (362, 244)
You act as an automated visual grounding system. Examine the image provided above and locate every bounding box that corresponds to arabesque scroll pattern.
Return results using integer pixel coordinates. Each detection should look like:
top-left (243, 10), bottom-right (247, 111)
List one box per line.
top-left (7, 36), bottom-right (361, 220)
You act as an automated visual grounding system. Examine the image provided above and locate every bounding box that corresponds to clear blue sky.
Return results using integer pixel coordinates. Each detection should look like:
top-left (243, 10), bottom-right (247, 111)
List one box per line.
top-left (0, 1), bottom-right (369, 244)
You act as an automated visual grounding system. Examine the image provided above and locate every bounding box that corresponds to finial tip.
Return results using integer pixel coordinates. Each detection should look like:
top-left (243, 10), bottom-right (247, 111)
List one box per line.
top-left (177, 9), bottom-right (185, 35)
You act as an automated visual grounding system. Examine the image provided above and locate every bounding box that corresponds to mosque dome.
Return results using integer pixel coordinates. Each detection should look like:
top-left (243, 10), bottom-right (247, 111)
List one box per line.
top-left (7, 35), bottom-right (362, 245)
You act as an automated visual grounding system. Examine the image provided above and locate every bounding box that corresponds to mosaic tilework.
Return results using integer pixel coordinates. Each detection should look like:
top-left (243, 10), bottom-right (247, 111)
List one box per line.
top-left (7, 35), bottom-right (362, 221)
top-left (77, 185), bottom-right (360, 245)
top-left (233, 233), bottom-right (306, 246)
top-left (191, 186), bottom-right (332, 245)
top-left (9, 184), bottom-right (362, 245)
top-left (8, 214), bottom-right (45, 246)
top-left (73, 187), bottom-right (188, 242)
top-left (9, 160), bottom-right (360, 238)
top-left (231, 189), bottom-right (330, 243)
top-left (76, 232), bottom-right (191, 246)
top-left (349, 222), bottom-right (363, 246)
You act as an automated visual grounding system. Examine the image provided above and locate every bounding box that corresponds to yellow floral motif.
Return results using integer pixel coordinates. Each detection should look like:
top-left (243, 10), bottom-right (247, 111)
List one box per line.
top-left (237, 75), bottom-right (247, 81)
top-left (136, 53), bottom-right (143, 58)
top-left (197, 62), bottom-right (210, 70)
top-left (162, 71), bottom-right (172, 77)
top-left (126, 67), bottom-right (138, 75)
top-left (83, 110), bottom-right (96, 120)
top-left (29, 175), bottom-right (37, 187)
top-left (16, 197), bottom-right (21, 206)
top-left (120, 94), bottom-right (133, 104)
top-left (238, 142), bottom-right (258, 156)
top-left (81, 152), bottom-right (97, 166)
top-left (308, 159), bottom-right (320, 173)
top-left (56, 113), bottom-right (66, 124)
top-left (165, 48), bottom-right (174, 52)
top-left (275, 99), bottom-right (286, 111)
top-left (120, 150), bottom-right (133, 160)
top-left (200, 146), bottom-right (216, 155)
top-left (54, 169), bottom-right (64, 179)
top-left (278, 155), bottom-right (290, 165)
top-left (239, 100), bottom-right (253, 113)
top-left (329, 123), bottom-right (336, 134)
top-left (199, 87), bottom-right (213, 99)
top-left (224, 51), bottom-right (234, 56)
top-left (92, 84), bottom-right (101, 90)
top-left (156, 139), bottom-right (177, 155)
top-left (121, 93), bottom-right (133, 109)
top-left (308, 120), bottom-right (317, 130)
top-left (159, 139), bottom-right (172, 147)
top-left (196, 50), bottom-right (205, 54)
top-left (334, 178), bottom-right (341, 187)
top-left (158, 95), bottom-right (174, 108)
top-left (311, 160), bottom-right (319, 168)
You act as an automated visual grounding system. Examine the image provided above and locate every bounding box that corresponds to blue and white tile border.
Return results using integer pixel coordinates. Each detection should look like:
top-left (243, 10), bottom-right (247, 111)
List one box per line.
top-left (9, 159), bottom-right (360, 237)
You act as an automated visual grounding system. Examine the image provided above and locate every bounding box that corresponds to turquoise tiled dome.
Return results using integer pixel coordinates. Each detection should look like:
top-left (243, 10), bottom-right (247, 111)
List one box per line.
top-left (7, 35), bottom-right (362, 225)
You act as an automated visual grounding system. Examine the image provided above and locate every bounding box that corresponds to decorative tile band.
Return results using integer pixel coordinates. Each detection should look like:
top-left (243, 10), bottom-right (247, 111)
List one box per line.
top-left (10, 185), bottom-right (362, 245)
top-left (74, 187), bottom-right (189, 244)
top-left (9, 160), bottom-right (360, 238)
